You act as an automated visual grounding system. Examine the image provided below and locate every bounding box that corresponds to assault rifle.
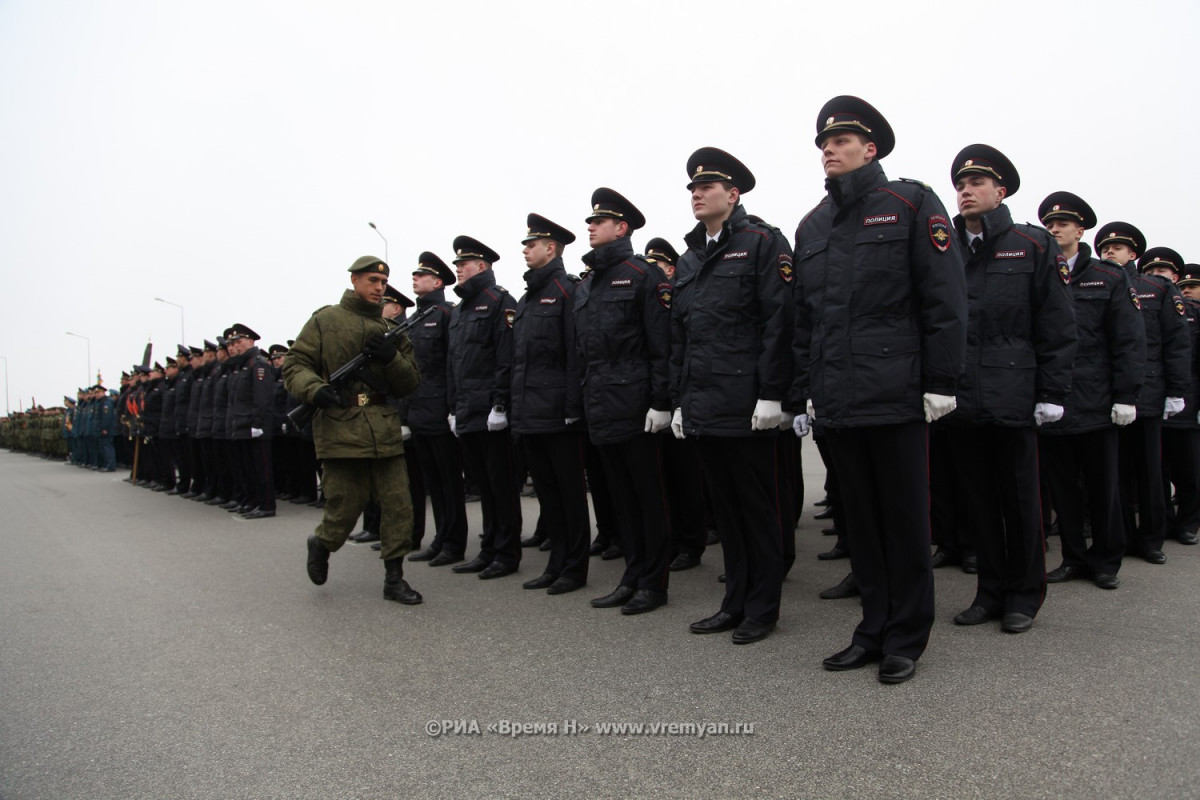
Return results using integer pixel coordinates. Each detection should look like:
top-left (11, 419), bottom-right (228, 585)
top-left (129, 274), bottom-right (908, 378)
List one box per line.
top-left (286, 305), bottom-right (435, 430)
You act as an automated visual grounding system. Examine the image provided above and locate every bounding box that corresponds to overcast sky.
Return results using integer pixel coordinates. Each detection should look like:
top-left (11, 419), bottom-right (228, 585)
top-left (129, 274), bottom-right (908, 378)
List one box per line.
top-left (2, 0), bottom-right (1197, 410)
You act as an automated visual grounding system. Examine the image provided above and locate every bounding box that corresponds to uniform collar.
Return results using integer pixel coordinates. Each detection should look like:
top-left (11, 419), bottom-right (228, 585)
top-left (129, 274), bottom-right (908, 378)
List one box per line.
top-left (954, 203), bottom-right (1013, 244)
top-left (581, 236), bottom-right (634, 272)
top-left (523, 258), bottom-right (566, 292)
top-left (825, 160), bottom-right (887, 209)
top-left (453, 268), bottom-right (497, 301)
top-left (339, 288), bottom-right (383, 318)
top-left (416, 287), bottom-right (446, 309)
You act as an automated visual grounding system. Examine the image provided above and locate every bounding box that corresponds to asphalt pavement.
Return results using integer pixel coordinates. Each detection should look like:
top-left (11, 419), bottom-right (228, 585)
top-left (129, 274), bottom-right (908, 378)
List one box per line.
top-left (1, 444), bottom-right (1198, 799)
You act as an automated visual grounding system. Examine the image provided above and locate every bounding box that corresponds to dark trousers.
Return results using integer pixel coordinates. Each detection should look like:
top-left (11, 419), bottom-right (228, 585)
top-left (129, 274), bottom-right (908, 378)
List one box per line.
top-left (1041, 428), bottom-right (1124, 575)
top-left (237, 438), bottom-right (275, 511)
top-left (158, 438), bottom-right (178, 488)
top-left (99, 436), bottom-right (115, 470)
top-left (458, 430), bottom-right (522, 568)
top-left (175, 434), bottom-right (193, 492)
top-left (776, 432), bottom-right (802, 576)
top-left (662, 435), bottom-right (707, 560)
top-left (523, 431), bottom-right (590, 583)
top-left (1162, 426), bottom-right (1200, 538)
top-left (595, 434), bottom-right (670, 592)
top-left (412, 432), bottom-right (468, 557)
top-left (698, 436), bottom-right (784, 623)
top-left (825, 422), bottom-right (934, 661)
top-left (930, 423), bottom-right (974, 557)
top-left (814, 432), bottom-right (849, 553)
top-left (1119, 417), bottom-right (1166, 554)
top-left (946, 425), bottom-right (1046, 617)
top-left (406, 447), bottom-right (426, 547)
top-left (585, 439), bottom-right (620, 550)
top-left (292, 438), bottom-right (319, 499)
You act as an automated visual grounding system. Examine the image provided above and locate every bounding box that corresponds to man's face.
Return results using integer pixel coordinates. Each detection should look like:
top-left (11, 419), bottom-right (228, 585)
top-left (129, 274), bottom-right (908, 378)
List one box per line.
top-left (217, 348), bottom-right (229, 362)
top-left (382, 302), bottom-right (403, 321)
top-left (1101, 243), bottom-right (1138, 266)
top-left (412, 273), bottom-right (440, 297)
top-left (588, 218), bottom-right (626, 248)
top-left (523, 239), bottom-right (556, 269)
top-left (1046, 219), bottom-right (1085, 251)
top-left (203, 350), bottom-right (216, 364)
top-left (271, 354), bottom-right (285, 369)
top-left (659, 262), bottom-right (676, 280)
top-left (1146, 266), bottom-right (1177, 281)
top-left (820, 133), bottom-right (876, 178)
top-left (956, 175), bottom-right (1006, 219)
top-left (1181, 284), bottom-right (1200, 301)
top-left (189, 354), bottom-right (204, 369)
top-left (165, 365), bottom-right (178, 378)
top-left (455, 259), bottom-right (487, 283)
top-left (352, 271), bottom-right (388, 304)
top-left (690, 182), bottom-right (738, 225)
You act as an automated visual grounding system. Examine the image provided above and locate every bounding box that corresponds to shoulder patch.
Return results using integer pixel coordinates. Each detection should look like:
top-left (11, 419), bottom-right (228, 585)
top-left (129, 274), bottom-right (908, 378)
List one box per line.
top-left (929, 215), bottom-right (951, 252)
top-left (778, 253), bottom-right (794, 283)
top-left (1130, 286), bottom-right (1142, 311)
top-left (504, 308), bottom-right (515, 328)
top-left (656, 282), bottom-right (672, 309)
top-left (1057, 255), bottom-right (1070, 284)
top-left (1175, 295), bottom-right (1186, 316)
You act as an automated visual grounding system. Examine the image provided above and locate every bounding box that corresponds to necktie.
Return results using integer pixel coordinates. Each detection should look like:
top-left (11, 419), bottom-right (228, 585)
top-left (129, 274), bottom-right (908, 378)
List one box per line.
top-left (705, 239), bottom-right (718, 259)
top-left (971, 238), bottom-right (982, 254)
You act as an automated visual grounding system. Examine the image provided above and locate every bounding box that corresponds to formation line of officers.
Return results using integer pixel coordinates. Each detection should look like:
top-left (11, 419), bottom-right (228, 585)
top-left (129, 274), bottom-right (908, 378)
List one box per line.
top-left (22, 94), bottom-right (1197, 687)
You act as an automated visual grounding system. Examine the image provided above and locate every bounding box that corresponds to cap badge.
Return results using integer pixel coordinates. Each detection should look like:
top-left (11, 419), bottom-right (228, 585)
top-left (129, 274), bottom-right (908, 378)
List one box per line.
top-left (964, 159), bottom-right (974, 167)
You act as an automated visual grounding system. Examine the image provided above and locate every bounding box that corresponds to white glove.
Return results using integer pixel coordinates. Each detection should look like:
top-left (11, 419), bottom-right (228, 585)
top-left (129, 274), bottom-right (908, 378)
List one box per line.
top-left (448, 414), bottom-right (457, 436)
top-left (565, 417), bottom-right (580, 425)
top-left (1165, 397), bottom-right (1185, 419)
top-left (281, 423), bottom-right (289, 435)
top-left (923, 393), bottom-right (957, 423)
top-left (645, 408), bottom-right (671, 434)
top-left (250, 427), bottom-right (263, 439)
top-left (793, 413), bottom-right (810, 437)
top-left (1033, 403), bottom-right (1064, 426)
top-left (1112, 403), bottom-right (1137, 426)
top-left (751, 399), bottom-right (782, 431)
top-left (671, 408), bottom-right (684, 439)
top-left (401, 425), bottom-right (412, 441)
top-left (487, 407), bottom-right (508, 432)
top-left (780, 411), bottom-right (795, 431)
top-left (807, 398), bottom-right (816, 420)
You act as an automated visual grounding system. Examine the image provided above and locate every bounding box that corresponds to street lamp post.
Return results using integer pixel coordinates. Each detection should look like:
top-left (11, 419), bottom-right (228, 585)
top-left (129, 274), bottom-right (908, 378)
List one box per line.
top-left (65, 332), bottom-right (91, 384)
top-left (368, 221), bottom-right (389, 264)
top-left (154, 297), bottom-right (186, 343)
top-left (0, 355), bottom-right (9, 415)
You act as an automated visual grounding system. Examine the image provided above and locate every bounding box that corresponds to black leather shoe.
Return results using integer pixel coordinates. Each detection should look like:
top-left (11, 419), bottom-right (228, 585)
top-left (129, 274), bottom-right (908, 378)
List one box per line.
top-left (1143, 549), bottom-right (1167, 564)
top-left (408, 547), bottom-right (437, 562)
top-left (452, 556), bottom-right (489, 574)
top-left (1180, 530), bottom-right (1199, 545)
top-left (241, 509), bottom-right (275, 520)
top-left (205, 496), bottom-right (228, 506)
top-left (878, 655), bottom-right (916, 684)
top-left (428, 551), bottom-right (464, 567)
top-left (1001, 612), bottom-right (1034, 633)
top-left (289, 495), bottom-right (316, 505)
top-left (520, 536), bottom-right (544, 548)
top-left (1093, 573), bottom-right (1120, 590)
top-left (731, 618), bottom-right (775, 644)
top-left (349, 530), bottom-right (380, 543)
top-left (370, 542), bottom-right (381, 551)
top-left (822, 644), bottom-right (879, 671)
top-left (819, 572), bottom-right (859, 600)
top-left (478, 562), bottom-right (517, 580)
top-left (1047, 564), bottom-right (1085, 583)
top-left (165, 488), bottom-right (183, 496)
top-left (621, 589), bottom-right (667, 615)
top-left (718, 574), bottom-right (726, 583)
top-left (813, 495), bottom-right (832, 507)
top-left (813, 507), bottom-right (835, 520)
top-left (601, 544), bottom-right (622, 560)
top-left (538, 539), bottom-right (552, 552)
top-left (590, 585), bottom-right (635, 608)
top-left (821, 527), bottom-right (838, 536)
top-left (706, 529), bottom-right (719, 545)
top-left (306, 535), bottom-right (330, 585)
top-left (817, 545), bottom-right (849, 561)
top-left (953, 605), bottom-right (999, 625)
top-left (232, 504), bottom-right (255, 514)
top-left (523, 572), bottom-right (557, 590)
top-left (588, 540), bottom-right (607, 556)
top-left (961, 554), bottom-right (979, 574)
top-left (930, 548), bottom-right (960, 569)
top-left (689, 611), bottom-right (743, 634)
top-left (668, 552), bottom-right (701, 571)
top-left (193, 493), bottom-right (213, 503)
top-left (220, 500), bottom-right (240, 510)
top-left (547, 577), bottom-right (584, 595)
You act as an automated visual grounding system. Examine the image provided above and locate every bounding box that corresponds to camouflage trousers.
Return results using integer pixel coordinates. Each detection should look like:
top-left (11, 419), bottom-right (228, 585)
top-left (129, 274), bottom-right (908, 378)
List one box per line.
top-left (316, 455), bottom-right (413, 561)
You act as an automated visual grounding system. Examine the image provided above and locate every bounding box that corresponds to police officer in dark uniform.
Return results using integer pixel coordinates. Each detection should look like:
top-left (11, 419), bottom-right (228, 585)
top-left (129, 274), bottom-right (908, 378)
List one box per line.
top-left (791, 96), bottom-right (967, 683)
top-left (511, 213), bottom-right (589, 595)
top-left (181, 346), bottom-right (207, 496)
top-left (1097, 223), bottom-right (1192, 564)
top-left (167, 345), bottom-right (194, 495)
top-left (1038, 194), bottom-right (1145, 590)
top-left (645, 238), bottom-right (709, 573)
top-left (193, 340), bottom-right (222, 502)
top-left (1145, 251), bottom-right (1200, 547)
top-left (158, 356), bottom-right (181, 491)
top-left (576, 187), bottom-right (673, 615)
top-left (405, 253), bottom-right (469, 566)
top-left (266, 343), bottom-right (290, 499)
top-left (669, 148), bottom-right (794, 643)
top-left (446, 236), bottom-right (523, 580)
top-left (941, 147), bottom-right (1077, 634)
top-left (207, 337), bottom-right (236, 506)
top-left (226, 324), bottom-right (276, 519)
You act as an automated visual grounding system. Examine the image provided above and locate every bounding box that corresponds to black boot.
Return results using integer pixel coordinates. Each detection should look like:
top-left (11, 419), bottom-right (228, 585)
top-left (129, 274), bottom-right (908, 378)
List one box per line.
top-left (306, 535), bottom-right (330, 585)
top-left (383, 558), bottom-right (422, 605)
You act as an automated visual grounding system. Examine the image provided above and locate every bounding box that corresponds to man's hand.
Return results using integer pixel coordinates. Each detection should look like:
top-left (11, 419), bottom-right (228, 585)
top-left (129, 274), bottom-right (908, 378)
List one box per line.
top-left (923, 393), bottom-right (956, 423)
top-left (671, 408), bottom-right (684, 440)
top-left (487, 407), bottom-right (508, 432)
top-left (251, 427), bottom-right (264, 439)
top-left (1165, 397), bottom-right (1185, 419)
top-left (1112, 403), bottom-right (1136, 426)
top-left (751, 399), bottom-right (782, 431)
top-left (448, 414), bottom-right (457, 436)
top-left (401, 425), bottom-right (412, 441)
top-left (363, 334), bottom-right (397, 364)
top-left (645, 409), bottom-right (671, 434)
top-left (313, 385), bottom-right (340, 408)
top-left (1033, 403), bottom-right (1064, 426)
top-left (793, 413), bottom-right (810, 437)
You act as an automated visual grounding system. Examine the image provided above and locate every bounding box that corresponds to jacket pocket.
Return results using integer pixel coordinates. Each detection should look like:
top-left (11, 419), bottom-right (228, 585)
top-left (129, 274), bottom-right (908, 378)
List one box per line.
top-left (849, 333), bottom-right (920, 408)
